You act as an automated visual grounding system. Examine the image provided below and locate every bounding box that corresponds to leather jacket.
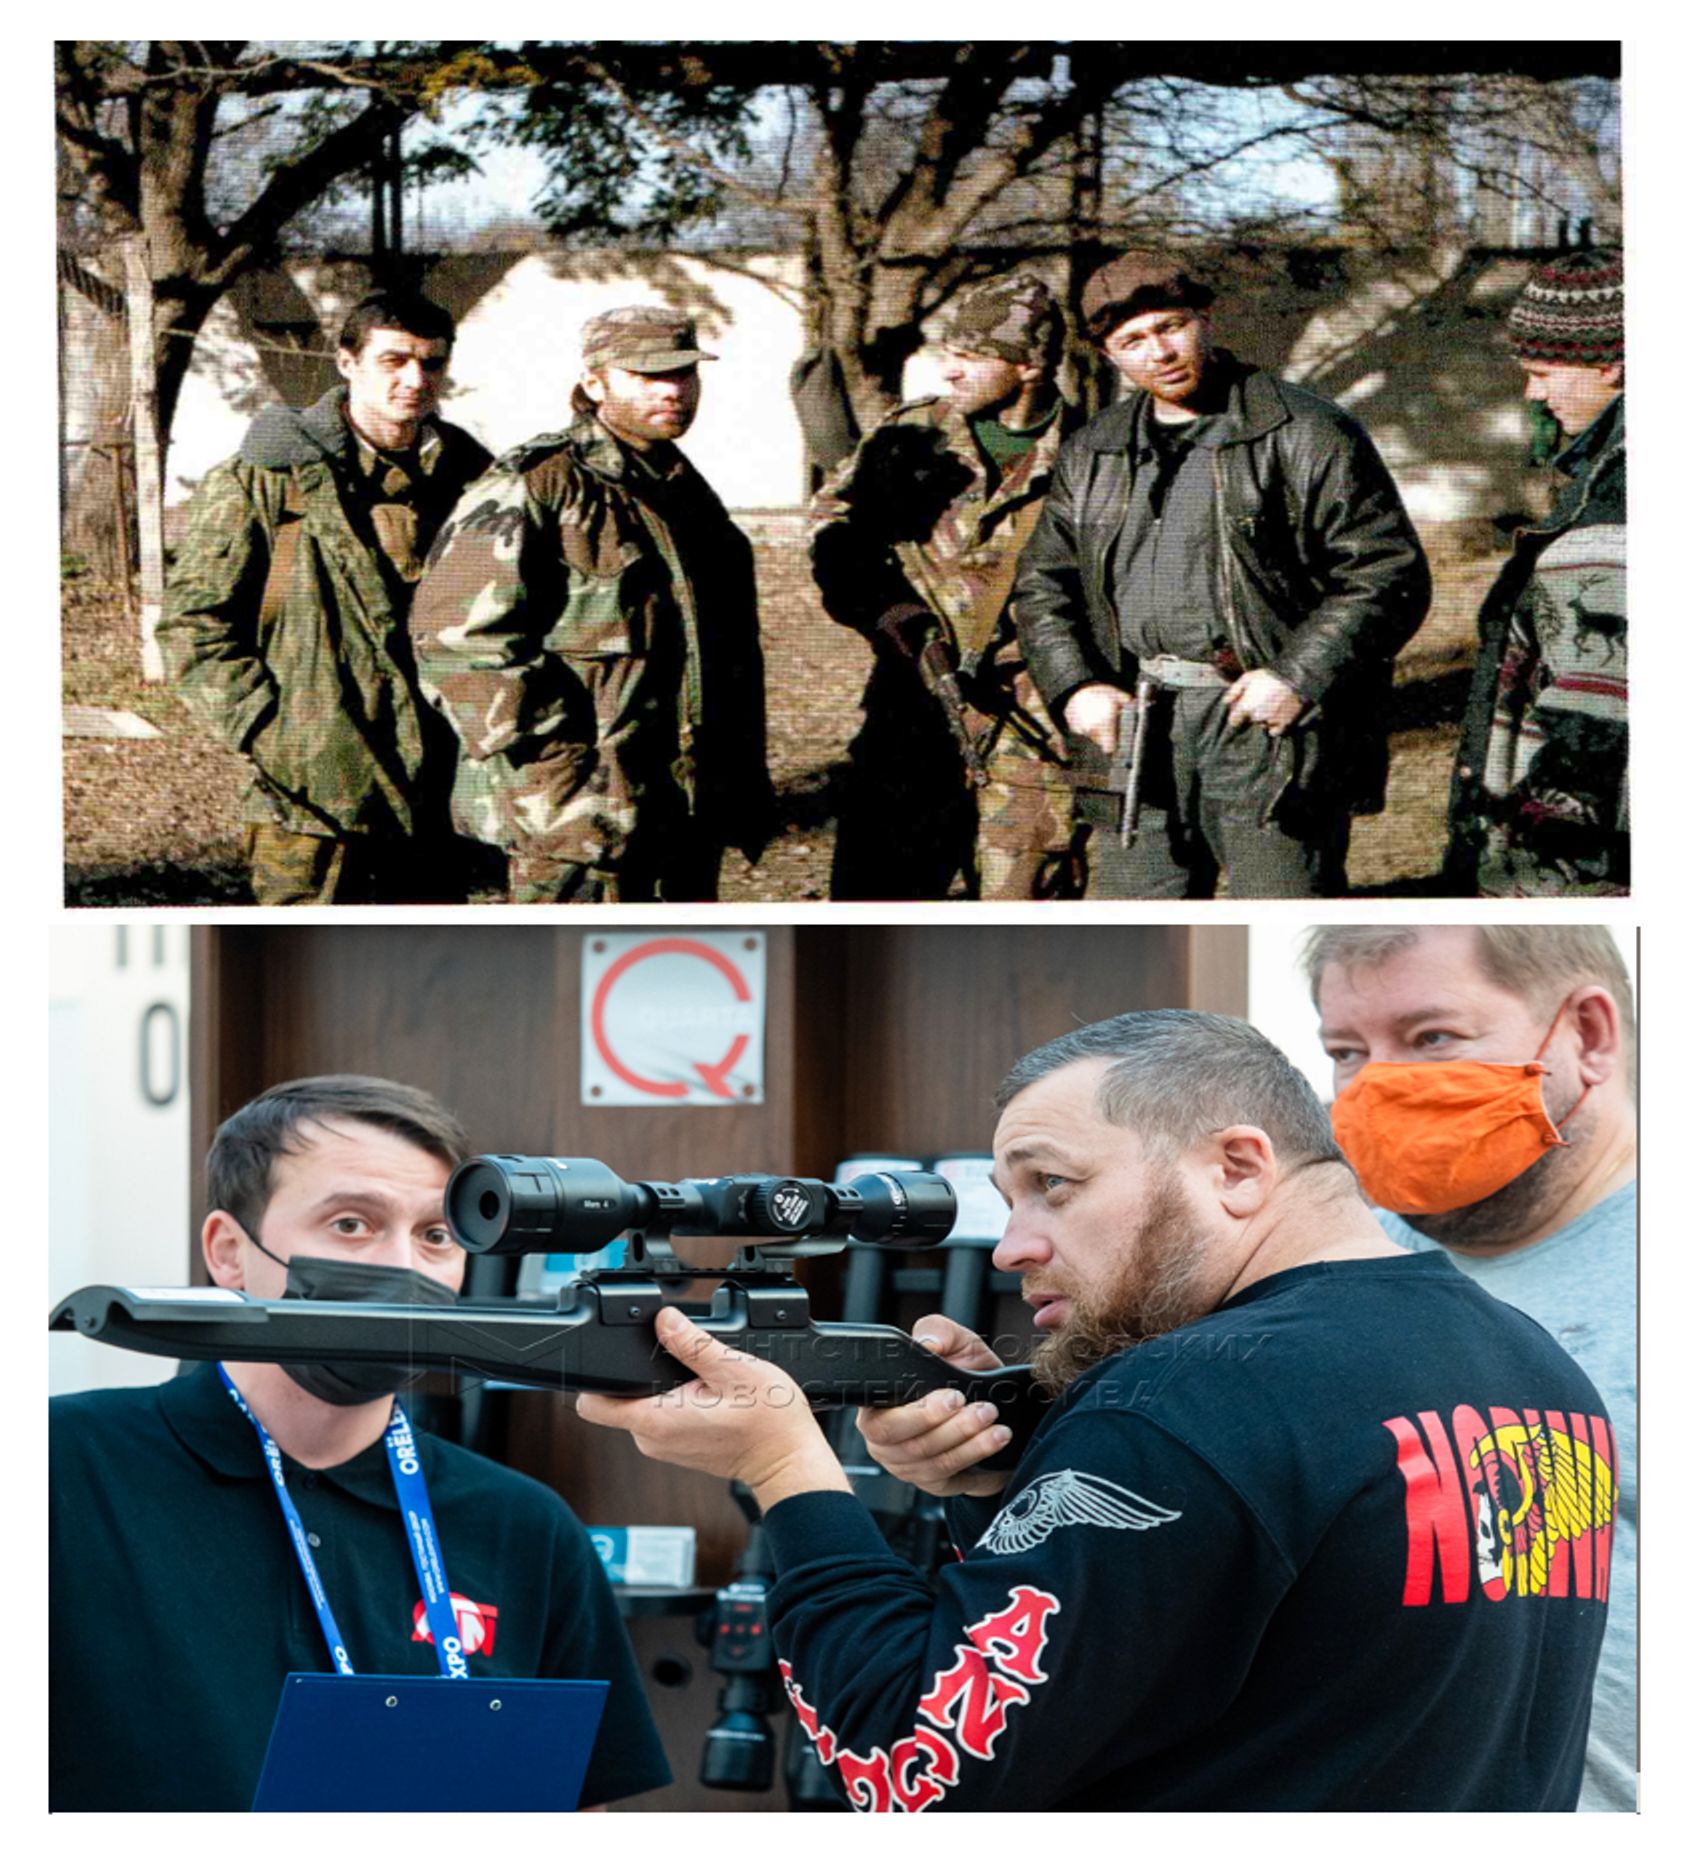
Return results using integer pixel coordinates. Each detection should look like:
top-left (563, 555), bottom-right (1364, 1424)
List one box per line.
top-left (1011, 355), bottom-right (1430, 813)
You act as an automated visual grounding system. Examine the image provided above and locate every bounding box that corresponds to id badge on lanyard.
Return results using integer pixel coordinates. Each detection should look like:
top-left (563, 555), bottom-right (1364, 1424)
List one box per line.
top-left (218, 1364), bottom-right (467, 1678)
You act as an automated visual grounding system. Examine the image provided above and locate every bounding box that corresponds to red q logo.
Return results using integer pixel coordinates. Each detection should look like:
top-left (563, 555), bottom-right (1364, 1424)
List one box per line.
top-left (412, 1593), bottom-right (499, 1657)
top-left (587, 937), bottom-right (759, 1100)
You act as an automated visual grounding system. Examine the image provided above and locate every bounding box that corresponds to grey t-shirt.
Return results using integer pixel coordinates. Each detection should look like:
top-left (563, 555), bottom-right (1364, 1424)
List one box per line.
top-left (1380, 1182), bottom-right (1636, 1812)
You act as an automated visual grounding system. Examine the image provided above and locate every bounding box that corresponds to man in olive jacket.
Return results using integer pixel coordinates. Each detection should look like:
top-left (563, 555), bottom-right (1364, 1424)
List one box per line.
top-left (159, 290), bottom-right (492, 904)
top-left (1012, 252), bottom-right (1431, 899)
top-left (411, 307), bottom-right (772, 904)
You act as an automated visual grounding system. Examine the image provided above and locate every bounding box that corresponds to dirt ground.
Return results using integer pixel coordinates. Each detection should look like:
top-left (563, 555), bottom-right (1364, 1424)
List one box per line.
top-left (61, 515), bottom-right (1495, 906)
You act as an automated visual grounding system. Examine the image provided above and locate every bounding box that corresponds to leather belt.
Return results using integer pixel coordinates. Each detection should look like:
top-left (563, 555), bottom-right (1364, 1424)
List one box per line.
top-left (1138, 653), bottom-right (1236, 690)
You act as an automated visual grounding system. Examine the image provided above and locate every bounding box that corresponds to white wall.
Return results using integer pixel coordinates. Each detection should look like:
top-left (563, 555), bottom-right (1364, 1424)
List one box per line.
top-left (168, 252), bottom-right (814, 514)
top-left (49, 926), bottom-right (193, 1394)
top-left (446, 253), bottom-right (808, 511)
top-left (156, 246), bottom-right (1551, 522)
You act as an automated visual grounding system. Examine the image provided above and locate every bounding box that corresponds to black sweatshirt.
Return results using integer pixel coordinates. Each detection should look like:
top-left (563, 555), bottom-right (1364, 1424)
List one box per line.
top-left (767, 1254), bottom-right (1616, 1811)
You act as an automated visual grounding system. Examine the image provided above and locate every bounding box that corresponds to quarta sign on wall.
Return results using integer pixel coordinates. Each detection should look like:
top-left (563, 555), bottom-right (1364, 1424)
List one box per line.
top-left (580, 933), bottom-right (767, 1106)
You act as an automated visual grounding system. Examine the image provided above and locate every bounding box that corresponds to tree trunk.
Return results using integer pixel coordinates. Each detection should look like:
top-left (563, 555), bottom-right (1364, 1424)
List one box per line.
top-left (124, 236), bottom-right (168, 680)
top-left (153, 279), bottom-right (222, 451)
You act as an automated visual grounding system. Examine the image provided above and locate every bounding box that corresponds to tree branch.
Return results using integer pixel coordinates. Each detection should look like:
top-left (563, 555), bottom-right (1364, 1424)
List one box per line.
top-left (578, 53), bottom-right (811, 224)
top-left (204, 99), bottom-right (399, 291)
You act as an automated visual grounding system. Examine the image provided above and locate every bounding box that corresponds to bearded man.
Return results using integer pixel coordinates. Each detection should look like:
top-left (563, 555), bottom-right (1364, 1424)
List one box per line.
top-left (576, 1009), bottom-right (1615, 1812)
top-left (810, 275), bottom-right (1082, 900)
top-left (412, 306), bottom-right (772, 902)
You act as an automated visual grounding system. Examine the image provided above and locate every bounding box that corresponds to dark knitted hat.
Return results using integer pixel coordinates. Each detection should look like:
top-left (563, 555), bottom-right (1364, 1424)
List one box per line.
top-left (1507, 250), bottom-right (1623, 365)
top-left (941, 275), bottom-right (1063, 367)
top-left (1081, 251), bottom-right (1215, 341)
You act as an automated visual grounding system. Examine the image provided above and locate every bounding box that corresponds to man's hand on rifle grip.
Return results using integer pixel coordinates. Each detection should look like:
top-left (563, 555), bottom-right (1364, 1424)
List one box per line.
top-left (575, 1308), bottom-right (851, 1514)
top-left (855, 1315), bottom-right (1012, 1500)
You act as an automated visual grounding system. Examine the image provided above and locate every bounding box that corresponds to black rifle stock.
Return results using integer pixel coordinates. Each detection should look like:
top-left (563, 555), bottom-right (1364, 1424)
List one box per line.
top-left (49, 1280), bottom-right (1048, 1469)
top-left (51, 1156), bottom-right (1052, 1472)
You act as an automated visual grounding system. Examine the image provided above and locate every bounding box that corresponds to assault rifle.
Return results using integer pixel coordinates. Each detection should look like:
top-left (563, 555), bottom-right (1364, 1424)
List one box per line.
top-left (50, 1157), bottom-right (1050, 1470)
top-left (916, 629), bottom-right (991, 789)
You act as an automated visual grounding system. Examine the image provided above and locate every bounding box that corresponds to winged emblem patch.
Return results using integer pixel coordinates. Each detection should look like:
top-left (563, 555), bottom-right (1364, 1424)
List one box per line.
top-left (976, 1469), bottom-right (1181, 1555)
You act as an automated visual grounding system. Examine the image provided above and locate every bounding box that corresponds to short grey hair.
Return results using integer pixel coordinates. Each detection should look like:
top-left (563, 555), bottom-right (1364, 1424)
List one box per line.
top-left (996, 1009), bottom-right (1346, 1168)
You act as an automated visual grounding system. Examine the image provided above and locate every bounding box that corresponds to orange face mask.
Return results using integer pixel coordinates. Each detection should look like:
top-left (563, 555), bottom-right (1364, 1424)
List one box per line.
top-left (1331, 1002), bottom-right (1589, 1215)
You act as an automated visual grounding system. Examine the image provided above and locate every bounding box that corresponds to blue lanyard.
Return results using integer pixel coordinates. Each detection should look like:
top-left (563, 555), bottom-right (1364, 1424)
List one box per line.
top-left (218, 1365), bottom-right (467, 1679)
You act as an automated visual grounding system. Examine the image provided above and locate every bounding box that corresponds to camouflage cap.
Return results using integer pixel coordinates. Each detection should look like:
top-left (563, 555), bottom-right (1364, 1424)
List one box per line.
top-left (941, 275), bottom-right (1062, 367)
top-left (1081, 251), bottom-right (1215, 340)
top-left (581, 305), bottom-right (718, 373)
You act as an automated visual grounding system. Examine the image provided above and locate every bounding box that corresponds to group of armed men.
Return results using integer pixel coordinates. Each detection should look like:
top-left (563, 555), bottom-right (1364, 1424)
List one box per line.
top-left (158, 247), bottom-right (1627, 905)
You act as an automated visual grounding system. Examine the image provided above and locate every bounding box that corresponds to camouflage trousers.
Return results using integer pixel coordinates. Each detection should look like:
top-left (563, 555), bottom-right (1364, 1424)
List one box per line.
top-left (451, 742), bottom-right (729, 903)
top-left (243, 823), bottom-right (469, 906)
top-left (832, 662), bottom-right (1081, 901)
top-left (504, 828), bottom-right (724, 904)
top-left (977, 730), bottom-right (1086, 901)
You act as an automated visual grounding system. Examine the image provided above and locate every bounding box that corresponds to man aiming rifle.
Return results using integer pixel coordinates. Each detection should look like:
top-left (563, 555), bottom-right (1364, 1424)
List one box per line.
top-left (575, 1010), bottom-right (1616, 1812)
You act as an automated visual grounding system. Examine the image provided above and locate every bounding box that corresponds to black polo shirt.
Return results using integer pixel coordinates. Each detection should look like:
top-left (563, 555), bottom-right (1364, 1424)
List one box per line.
top-left (49, 1364), bottom-right (671, 1811)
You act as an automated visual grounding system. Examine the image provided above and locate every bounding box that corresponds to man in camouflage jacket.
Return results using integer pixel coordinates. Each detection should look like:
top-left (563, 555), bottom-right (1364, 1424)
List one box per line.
top-left (158, 291), bottom-right (492, 904)
top-left (411, 308), bottom-right (772, 903)
top-left (811, 276), bottom-right (1082, 900)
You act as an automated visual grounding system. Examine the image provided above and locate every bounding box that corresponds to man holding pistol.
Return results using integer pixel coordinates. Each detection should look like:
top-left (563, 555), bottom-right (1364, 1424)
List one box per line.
top-left (1012, 252), bottom-right (1431, 898)
top-left (811, 276), bottom-right (1082, 899)
top-left (577, 1010), bottom-right (1614, 1810)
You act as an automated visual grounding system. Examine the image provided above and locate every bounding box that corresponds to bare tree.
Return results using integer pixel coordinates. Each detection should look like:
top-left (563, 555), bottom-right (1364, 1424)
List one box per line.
top-left (55, 38), bottom-right (478, 565)
top-left (1280, 72), bottom-right (1621, 247)
top-left (475, 42), bottom-right (1618, 428)
top-left (55, 38), bottom-right (1619, 542)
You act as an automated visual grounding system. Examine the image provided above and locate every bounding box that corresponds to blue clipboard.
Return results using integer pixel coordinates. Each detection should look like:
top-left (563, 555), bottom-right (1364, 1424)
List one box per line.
top-left (252, 1673), bottom-right (609, 1812)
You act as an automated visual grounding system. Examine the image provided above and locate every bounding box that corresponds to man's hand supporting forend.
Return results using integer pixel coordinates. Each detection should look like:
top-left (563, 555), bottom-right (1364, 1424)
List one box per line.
top-left (574, 1307), bottom-right (852, 1513)
top-left (855, 1314), bottom-right (1013, 1499)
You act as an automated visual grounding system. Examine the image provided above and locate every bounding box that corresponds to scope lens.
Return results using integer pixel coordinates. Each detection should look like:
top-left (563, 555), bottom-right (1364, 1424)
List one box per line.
top-left (446, 1156), bottom-right (639, 1255)
top-left (848, 1171), bottom-right (957, 1246)
top-left (446, 1159), bottom-right (512, 1251)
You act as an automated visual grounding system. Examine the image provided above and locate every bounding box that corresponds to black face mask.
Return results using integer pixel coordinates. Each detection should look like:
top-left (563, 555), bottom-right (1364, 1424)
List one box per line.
top-left (248, 1233), bottom-right (459, 1407)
